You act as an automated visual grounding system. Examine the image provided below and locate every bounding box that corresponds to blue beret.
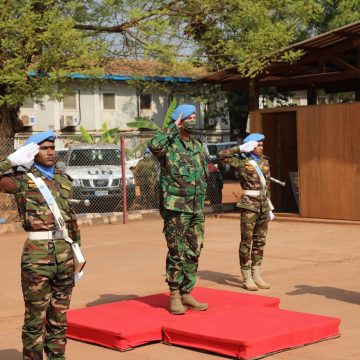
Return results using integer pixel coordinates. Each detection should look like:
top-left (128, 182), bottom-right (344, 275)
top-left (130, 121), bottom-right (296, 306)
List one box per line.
top-left (243, 133), bottom-right (265, 144)
top-left (25, 130), bottom-right (57, 145)
top-left (171, 104), bottom-right (196, 121)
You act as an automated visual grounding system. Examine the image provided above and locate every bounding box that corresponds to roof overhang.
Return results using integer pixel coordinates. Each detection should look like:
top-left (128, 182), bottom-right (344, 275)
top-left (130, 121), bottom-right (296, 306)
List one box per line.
top-left (199, 21), bottom-right (360, 92)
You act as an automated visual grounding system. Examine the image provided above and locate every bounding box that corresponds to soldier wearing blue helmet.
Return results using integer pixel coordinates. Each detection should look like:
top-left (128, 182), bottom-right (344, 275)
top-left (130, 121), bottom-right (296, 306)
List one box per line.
top-left (218, 133), bottom-right (273, 291)
top-left (0, 131), bottom-right (81, 359)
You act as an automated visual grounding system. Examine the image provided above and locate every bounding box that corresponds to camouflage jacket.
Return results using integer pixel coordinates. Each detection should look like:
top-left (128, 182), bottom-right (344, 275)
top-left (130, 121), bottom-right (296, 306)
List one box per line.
top-left (148, 122), bottom-right (208, 213)
top-left (218, 146), bottom-right (271, 213)
top-left (0, 159), bottom-right (80, 244)
top-left (133, 157), bottom-right (159, 184)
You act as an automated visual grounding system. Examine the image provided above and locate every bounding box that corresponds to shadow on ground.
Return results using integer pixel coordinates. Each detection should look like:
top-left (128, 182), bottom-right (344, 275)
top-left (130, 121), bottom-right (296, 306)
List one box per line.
top-left (86, 294), bottom-right (139, 307)
top-left (287, 285), bottom-right (360, 305)
top-left (197, 270), bottom-right (243, 288)
top-left (0, 349), bottom-right (22, 360)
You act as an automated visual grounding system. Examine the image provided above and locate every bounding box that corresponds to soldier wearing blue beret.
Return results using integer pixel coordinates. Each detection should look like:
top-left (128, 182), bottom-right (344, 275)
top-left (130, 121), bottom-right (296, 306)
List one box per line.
top-left (149, 104), bottom-right (209, 315)
top-left (218, 133), bottom-right (273, 291)
top-left (0, 131), bottom-right (81, 359)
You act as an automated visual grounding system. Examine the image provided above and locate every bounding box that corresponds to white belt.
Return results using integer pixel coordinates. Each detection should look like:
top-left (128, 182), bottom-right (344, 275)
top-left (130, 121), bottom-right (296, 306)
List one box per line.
top-left (28, 229), bottom-right (68, 240)
top-left (243, 190), bottom-right (267, 197)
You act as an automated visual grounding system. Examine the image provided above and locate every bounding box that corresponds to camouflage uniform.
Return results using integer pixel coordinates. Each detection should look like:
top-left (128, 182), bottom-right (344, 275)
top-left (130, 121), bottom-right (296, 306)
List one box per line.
top-left (218, 147), bottom-right (271, 270)
top-left (133, 156), bottom-right (160, 208)
top-left (148, 122), bottom-right (208, 293)
top-left (0, 159), bottom-right (80, 360)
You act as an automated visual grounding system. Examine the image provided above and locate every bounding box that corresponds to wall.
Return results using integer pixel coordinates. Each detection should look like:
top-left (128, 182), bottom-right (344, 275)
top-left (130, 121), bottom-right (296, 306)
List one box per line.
top-left (18, 81), bottom-right (206, 132)
top-left (251, 102), bottom-right (360, 220)
top-left (297, 102), bottom-right (360, 220)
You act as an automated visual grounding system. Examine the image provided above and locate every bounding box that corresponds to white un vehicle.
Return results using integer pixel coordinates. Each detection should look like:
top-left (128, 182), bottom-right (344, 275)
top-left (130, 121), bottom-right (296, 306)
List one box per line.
top-left (57, 144), bottom-right (136, 213)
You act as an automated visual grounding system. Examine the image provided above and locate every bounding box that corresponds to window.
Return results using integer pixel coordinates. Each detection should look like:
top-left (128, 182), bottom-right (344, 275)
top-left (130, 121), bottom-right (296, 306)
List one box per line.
top-left (174, 93), bottom-right (187, 105)
top-left (63, 94), bottom-right (77, 109)
top-left (140, 93), bottom-right (151, 110)
top-left (22, 97), bottom-right (34, 108)
top-left (103, 93), bottom-right (115, 110)
top-left (68, 149), bottom-right (121, 166)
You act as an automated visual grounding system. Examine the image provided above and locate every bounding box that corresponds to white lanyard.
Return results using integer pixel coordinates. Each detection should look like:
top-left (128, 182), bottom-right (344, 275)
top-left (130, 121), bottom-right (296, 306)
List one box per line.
top-left (248, 160), bottom-right (267, 189)
top-left (26, 173), bottom-right (66, 231)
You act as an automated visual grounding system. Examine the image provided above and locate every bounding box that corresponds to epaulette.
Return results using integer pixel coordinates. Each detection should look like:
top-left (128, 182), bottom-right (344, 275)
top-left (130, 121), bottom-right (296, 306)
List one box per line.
top-left (263, 155), bottom-right (270, 160)
top-left (55, 169), bottom-right (73, 181)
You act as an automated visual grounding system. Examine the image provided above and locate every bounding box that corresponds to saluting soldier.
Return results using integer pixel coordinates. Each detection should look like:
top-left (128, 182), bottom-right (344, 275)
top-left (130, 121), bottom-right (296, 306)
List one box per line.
top-left (218, 133), bottom-right (273, 291)
top-left (0, 130), bottom-right (81, 360)
top-left (149, 104), bottom-right (209, 315)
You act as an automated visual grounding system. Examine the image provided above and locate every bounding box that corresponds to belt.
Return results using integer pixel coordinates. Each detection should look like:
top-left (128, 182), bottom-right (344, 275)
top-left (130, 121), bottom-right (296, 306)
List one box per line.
top-left (242, 190), bottom-right (267, 197)
top-left (28, 229), bottom-right (68, 240)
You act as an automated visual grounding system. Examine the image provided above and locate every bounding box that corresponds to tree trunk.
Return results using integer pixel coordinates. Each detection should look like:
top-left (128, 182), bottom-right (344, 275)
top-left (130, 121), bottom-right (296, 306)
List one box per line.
top-left (0, 104), bottom-right (23, 138)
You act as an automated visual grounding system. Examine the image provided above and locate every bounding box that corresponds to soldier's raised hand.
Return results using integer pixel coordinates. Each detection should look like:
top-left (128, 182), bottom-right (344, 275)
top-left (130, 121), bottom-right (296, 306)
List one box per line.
top-left (175, 112), bottom-right (183, 128)
top-left (7, 142), bottom-right (40, 166)
top-left (239, 140), bottom-right (258, 153)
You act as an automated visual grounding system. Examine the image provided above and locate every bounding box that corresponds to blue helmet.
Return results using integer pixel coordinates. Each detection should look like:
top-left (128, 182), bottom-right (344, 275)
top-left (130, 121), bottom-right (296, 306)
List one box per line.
top-left (171, 104), bottom-right (196, 121)
top-left (243, 133), bottom-right (265, 144)
top-left (25, 130), bottom-right (57, 145)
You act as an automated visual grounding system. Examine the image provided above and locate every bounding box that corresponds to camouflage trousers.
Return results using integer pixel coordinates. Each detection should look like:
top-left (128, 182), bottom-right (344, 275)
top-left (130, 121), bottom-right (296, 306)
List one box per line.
top-left (21, 247), bottom-right (74, 360)
top-left (240, 209), bottom-right (269, 270)
top-left (163, 209), bottom-right (205, 294)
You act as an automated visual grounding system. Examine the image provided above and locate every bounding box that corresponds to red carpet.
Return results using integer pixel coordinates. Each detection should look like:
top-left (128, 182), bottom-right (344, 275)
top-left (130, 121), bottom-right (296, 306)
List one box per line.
top-left (67, 287), bottom-right (340, 358)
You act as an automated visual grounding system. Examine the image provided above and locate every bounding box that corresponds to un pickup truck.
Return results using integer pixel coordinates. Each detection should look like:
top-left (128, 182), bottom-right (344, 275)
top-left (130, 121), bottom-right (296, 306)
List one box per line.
top-left (58, 144), bottom-right (136, 213)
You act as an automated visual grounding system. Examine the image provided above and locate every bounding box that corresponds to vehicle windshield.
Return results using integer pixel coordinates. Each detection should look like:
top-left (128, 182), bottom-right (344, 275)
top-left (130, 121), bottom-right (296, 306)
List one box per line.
top-left (68, 149), bottom-right (121, 166)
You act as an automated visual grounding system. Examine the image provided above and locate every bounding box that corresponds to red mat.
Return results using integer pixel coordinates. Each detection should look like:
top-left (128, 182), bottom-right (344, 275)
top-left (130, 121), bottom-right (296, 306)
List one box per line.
top-left (67, 287), bottom-right (340, 358)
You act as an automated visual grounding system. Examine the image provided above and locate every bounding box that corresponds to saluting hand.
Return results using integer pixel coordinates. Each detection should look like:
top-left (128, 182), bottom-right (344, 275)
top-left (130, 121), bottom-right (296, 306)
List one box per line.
top-left (175, 112), bottom-right (183, 128)
top-left (7, 142), bottom-right (40, 166)
top-left (239, 140), bottom-right (258, 153)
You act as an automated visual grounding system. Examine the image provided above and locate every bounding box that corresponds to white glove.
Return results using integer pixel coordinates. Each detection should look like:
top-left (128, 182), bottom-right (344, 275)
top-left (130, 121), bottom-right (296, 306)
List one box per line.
top-left (268, 210), bottom-right (275, 221)
top-left (74, 270), bottom-right (84, 283)
top-left (7, 142), bottom-right (39, 166)
top-left (239, 140), bottom-right (258, 153)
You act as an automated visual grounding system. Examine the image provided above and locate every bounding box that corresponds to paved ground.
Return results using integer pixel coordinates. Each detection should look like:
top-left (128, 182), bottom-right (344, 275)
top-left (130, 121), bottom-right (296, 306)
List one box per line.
top-left (0, 215), bottom-right (359, 360)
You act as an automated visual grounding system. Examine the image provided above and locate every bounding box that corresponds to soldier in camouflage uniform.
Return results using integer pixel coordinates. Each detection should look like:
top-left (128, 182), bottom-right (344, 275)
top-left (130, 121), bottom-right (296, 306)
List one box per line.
top-left (133, 148), bottom-right (160, 209)
top-left (218, 133), bottom-right (272, 291)
top-left (149, 104), bottom-right (209, 315)
top-left (0, 130), bottom-right (81, 359)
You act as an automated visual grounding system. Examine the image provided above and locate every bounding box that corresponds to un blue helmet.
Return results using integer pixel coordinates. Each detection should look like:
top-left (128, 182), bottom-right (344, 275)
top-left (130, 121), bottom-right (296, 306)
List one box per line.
top-left (25, 130), bottom-right (57, 145)
top-left (171, 104), bottom-right (196, 121)
top-left (243, 133), bottom-right (265, 144)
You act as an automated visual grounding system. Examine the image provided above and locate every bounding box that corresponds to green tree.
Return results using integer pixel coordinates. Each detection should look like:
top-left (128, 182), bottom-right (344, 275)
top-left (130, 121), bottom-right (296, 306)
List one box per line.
top-left (0, 1), bottom-right (190, 137)
top-left (183, 1), bottom-right (360, 138)
top-left (0, 1), bottom-right (106, 136)
top-left (2, 0), bottom-right (359, 139)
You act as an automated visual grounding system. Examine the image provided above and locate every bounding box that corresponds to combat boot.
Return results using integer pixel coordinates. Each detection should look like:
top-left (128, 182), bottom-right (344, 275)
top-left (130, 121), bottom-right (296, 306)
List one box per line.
top-left (241, 269), bottom-right (258, 291)
top-left (181, 293), bottom-right (208, 311)
top-left (169, 289), bottom-right (186, 315)
top-left (252, 266), bottom-right (271, 289)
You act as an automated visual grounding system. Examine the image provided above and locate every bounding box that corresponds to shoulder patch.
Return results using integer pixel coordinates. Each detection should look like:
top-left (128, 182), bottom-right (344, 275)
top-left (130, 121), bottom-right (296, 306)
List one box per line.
top-left (27, 180), bottom-right (37, 189)
top-left (60, 183), bottom-right (71, 191)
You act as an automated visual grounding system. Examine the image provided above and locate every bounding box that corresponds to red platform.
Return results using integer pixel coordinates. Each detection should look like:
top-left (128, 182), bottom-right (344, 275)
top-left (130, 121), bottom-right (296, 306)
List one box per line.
top-left (67, 287), bottom-right (340, 359)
